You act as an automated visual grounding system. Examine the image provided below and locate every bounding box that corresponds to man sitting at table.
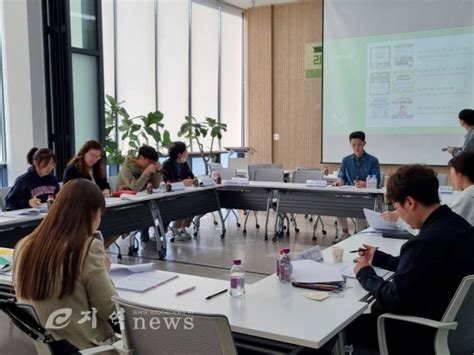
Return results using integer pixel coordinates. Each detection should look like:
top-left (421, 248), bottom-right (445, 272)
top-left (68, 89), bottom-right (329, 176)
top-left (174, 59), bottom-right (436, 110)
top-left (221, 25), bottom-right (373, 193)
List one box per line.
top-left (347, 164), bottom-right (474, 354)
top-left (332, 131), bottom-right (381, 240)
top-left (116, 145), bottom-right (162, 243)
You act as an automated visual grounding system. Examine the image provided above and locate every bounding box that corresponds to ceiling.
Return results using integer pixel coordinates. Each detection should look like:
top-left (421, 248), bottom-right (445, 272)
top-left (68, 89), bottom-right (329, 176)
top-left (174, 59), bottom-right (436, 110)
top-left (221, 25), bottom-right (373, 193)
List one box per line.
top-left (220, 0), bottom-right (299, 10)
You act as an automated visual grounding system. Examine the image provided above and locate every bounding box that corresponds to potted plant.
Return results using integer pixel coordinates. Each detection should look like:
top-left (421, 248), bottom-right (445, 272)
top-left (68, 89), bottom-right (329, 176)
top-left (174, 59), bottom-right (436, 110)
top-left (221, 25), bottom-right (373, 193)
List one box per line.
top-left (104, 95), bottom-right (171, 168)
top-left (178, 115), bottom-right (227, 175)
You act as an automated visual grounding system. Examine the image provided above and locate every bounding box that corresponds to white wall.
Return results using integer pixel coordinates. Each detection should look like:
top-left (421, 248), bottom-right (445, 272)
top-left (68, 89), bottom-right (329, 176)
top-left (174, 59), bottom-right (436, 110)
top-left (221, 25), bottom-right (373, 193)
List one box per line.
top-left (1, 0), bottom-right (47, 184)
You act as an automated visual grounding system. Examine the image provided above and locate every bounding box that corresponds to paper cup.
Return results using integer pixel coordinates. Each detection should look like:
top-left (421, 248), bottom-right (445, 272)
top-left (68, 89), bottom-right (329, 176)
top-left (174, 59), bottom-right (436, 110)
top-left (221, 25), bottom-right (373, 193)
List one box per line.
top-left (332, 246), bottom-right (344, 263)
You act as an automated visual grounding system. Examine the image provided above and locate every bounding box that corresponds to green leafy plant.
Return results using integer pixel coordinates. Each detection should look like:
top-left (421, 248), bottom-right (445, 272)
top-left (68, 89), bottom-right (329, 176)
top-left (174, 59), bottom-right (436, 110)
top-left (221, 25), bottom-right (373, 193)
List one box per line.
top-left (105, 95), bottom-right (171, 166)
top-left (178, 116), bottom-right (227, 174)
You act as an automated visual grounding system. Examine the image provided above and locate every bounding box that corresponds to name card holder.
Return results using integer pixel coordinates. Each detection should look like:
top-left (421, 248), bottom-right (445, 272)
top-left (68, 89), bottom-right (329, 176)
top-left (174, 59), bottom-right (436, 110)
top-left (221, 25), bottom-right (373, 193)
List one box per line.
top-left (306, 180), bottom-right (327, 187)
top-left (170, 182), bottom-right (186, 191)
top-left (224, 177), bottom-right (250, 185)
top-left (438, 185), bottom-right (453, 194)
top-left (198, 176), bottom-right (216, 187)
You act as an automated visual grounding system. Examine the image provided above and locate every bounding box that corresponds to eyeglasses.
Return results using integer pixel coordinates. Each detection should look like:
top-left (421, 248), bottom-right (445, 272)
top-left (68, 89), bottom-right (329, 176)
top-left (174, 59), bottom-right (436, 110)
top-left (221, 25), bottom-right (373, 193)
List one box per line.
top-left (87, 151), bottom-right (102, 159)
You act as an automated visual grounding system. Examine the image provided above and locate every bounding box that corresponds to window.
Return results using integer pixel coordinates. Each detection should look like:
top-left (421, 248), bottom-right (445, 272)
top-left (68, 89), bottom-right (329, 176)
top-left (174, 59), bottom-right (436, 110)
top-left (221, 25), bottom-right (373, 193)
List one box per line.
top-left (0, 20), bottom-right (7, 186)
top-left (102, 0), bottom-right (244, 156)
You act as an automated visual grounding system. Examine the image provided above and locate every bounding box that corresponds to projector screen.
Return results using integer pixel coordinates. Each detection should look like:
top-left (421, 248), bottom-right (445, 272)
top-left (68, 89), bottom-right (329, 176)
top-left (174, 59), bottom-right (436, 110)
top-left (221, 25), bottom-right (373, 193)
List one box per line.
top-left (322, 0), bottom-right (474, 165)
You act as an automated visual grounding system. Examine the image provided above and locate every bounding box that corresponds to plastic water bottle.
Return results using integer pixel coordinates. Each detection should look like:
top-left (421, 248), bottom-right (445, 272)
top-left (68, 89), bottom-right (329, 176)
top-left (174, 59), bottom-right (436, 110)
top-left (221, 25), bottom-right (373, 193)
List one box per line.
top-left (276, 249), bottom-right (283, 276)
top-left (366, 175), bottom-right (372, 189)
top-left (279, 248), bottom-right (293, 283)
top-left (159, 181), bottom-right (166, 192)
top-left (372, 175), bottom-right (378, 189)
top-left (230, 259), bottom-right (245, 298)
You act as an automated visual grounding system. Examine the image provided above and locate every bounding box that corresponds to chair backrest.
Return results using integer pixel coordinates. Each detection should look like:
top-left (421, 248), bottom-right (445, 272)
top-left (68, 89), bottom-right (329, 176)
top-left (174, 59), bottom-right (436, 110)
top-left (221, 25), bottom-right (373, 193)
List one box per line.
top-left (0, 304), bottom-right (38, 354)
top-left (441, 275), bottom-right (474, 353)
top-left (214, 168), bottom-right (236, 180)
top-left (207, 163), bottom-right (223, 175)
top-left (437, 173), bottom-right (448, 186)
top-left (112, 296), bottom-right (237, 355)
top-left (228, 158), bottom-right (248, 170)
top-left (0, 300), bottom-right (62, 355)
top-left (108, 176), bottom-right (119, 193)
top-left (292, 169), bottom-right (323, 183)
top-left (253, 168), bottom-right (284, 183)
top-left (248, 164), bottom-right (283, 181)
top-left (0, 187), bottom-right (11, 212)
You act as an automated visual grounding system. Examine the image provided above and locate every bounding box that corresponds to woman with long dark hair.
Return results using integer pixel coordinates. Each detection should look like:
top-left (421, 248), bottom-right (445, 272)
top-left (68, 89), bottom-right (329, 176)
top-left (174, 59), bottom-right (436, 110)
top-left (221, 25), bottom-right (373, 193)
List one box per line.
top-left (63, 140), bottom-right (111, 197)
top-left (13, 179), bottom-right (117, 351)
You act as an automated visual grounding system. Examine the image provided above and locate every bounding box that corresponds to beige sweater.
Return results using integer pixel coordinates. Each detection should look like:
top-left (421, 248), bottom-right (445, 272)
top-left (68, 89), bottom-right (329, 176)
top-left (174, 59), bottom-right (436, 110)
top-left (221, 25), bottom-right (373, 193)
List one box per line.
top-left (13, 238), bottom-right (118, 353)
top-left (116, 157), bottom-right (161, 192)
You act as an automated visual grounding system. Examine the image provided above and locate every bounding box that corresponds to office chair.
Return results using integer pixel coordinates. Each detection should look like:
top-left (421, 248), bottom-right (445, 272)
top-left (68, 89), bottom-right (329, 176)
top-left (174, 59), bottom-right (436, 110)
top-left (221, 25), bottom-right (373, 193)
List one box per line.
top-left (112, 296), bottom-right (237, 355)
top-left (291, 169), bottom-right (328, 241)
top-left (377, 275), bottom-right (474, 354)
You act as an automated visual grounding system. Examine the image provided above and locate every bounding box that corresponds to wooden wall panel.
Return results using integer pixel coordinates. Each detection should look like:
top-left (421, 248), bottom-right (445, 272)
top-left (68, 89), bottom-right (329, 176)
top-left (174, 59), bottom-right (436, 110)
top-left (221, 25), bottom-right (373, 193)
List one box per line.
top-left (245, 1), bottom-right (450, 183)
top-left (272, 1), bottom-right (322, 169)
top-left (246, 6), bottom-right (273, 164)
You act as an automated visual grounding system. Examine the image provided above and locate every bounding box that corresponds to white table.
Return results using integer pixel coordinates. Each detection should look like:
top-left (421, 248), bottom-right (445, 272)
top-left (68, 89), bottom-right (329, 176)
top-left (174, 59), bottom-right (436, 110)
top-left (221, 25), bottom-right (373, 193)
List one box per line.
top-left (118, 232), bottom-right (405, 350)
top-left (0, 232), bottom-right (405, 351)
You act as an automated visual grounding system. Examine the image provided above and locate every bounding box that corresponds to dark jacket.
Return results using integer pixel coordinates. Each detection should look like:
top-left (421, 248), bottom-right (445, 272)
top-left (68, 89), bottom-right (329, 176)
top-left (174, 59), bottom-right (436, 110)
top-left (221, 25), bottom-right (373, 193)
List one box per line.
top-left (162, 159), bottom-right (194, 183)
top-left (5, 168), bottom-right (60, 210)
top-left (63, 164), bottom-right (110, 191)
top-left (357, 205), bottom-right (474, 319)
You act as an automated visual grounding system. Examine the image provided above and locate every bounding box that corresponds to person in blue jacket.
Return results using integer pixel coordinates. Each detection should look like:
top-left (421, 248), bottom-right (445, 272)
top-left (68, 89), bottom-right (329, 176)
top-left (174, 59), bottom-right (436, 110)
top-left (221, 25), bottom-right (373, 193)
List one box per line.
top-left (5, 148), bottom-right (60, 210)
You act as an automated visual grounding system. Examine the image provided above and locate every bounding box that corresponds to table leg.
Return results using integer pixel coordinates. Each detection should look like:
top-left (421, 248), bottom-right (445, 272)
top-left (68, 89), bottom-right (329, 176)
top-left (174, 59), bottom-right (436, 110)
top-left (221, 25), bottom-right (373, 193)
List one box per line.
top-left (148, 200), bottom-right (167, 260)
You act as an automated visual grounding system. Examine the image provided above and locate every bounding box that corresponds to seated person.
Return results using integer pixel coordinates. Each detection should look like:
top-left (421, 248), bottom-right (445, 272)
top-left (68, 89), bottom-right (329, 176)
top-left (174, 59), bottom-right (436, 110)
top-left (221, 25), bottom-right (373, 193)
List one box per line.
top-left (116, 145), bottom-right (162, 192)
top-left (63, 140), bottom-right (111, 198)
top-left (347, 164), bottom-right (474, 354)
top-left (382, 151), bottom-right (474, 227)
top-left (13, 179), bottom-right (118, 352)
top-left (162, 141), bottom-right (195, 242)
top-left (5, 148), bottom-right (60, 210)
top-left (332, 131), bottom-right (381, 239)
top-left (116, 145), bottom-right (162, 243)
top-left (448, 152), bottom-right (474, 225)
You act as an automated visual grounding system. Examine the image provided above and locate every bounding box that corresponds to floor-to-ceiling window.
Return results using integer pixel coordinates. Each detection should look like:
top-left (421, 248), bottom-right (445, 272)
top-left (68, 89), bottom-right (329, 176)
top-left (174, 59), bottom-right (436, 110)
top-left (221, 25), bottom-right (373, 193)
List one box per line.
top-left (103, 0), bottom-right (244, 166)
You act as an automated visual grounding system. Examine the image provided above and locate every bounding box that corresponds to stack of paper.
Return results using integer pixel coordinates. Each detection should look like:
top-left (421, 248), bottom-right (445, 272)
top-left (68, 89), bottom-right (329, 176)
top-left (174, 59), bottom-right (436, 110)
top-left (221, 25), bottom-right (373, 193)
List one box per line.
top-left (363, 208), bottom-right (398, 230)
top-left (292, 259), bottom-right (344, 283)
top-left (114, 271), bottom-right (178, 292)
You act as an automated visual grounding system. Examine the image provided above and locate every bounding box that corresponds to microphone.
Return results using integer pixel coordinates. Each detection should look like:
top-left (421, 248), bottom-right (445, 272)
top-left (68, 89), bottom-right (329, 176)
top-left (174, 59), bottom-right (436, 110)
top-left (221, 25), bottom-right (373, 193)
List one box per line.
top-left (441, 147), bottom-right (448, 152)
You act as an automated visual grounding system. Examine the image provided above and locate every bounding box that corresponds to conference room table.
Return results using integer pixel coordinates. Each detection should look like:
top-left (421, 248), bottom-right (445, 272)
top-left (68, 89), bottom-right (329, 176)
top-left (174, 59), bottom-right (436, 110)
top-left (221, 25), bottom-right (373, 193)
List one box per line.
top-left (0, 182), bottom-right (389, 257)
top-left (0, 186), bottom-right (226, 258)
top-left (0, 231), bottom-right (406, 353)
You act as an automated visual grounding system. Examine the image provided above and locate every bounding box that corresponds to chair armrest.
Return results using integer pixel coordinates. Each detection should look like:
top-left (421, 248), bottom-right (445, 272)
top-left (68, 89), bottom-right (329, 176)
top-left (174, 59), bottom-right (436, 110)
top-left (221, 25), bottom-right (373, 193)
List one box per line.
top-left (377, 313), bottom-right (457, 355)
top-left (112, 339), bottom-right (134, 355)
top-left (79, 344), bottom-right (116, 354)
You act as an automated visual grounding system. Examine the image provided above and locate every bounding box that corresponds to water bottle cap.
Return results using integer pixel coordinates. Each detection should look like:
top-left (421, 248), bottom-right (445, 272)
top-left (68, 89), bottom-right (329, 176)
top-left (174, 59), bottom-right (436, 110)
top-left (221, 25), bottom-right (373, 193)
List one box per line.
top-left (233, 259), bottom-right (241, 265)
top-left (283, 248), bottom-right (290, 253)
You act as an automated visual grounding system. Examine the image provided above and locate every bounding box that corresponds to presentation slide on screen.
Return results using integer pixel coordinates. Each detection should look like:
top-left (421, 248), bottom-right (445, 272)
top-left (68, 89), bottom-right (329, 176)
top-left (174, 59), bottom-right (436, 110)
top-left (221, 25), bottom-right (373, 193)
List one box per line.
top-left (322, 0), bottom-right (474, 165)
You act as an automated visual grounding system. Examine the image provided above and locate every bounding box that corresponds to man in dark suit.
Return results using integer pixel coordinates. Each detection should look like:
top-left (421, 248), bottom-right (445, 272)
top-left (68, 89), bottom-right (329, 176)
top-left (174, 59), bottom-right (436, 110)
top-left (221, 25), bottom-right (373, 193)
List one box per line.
top-left (347, 164), bottom-right (474, 353)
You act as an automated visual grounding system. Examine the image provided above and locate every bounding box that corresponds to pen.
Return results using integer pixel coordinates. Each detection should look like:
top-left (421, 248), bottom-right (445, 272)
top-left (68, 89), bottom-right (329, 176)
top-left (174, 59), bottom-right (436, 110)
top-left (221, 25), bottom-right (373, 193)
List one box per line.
top-left (349, 247), bottom-right (379, 253)
top-left (175, 286), bottom-right (196, 296)
top-left (205, 289), bottom-right (227, 300)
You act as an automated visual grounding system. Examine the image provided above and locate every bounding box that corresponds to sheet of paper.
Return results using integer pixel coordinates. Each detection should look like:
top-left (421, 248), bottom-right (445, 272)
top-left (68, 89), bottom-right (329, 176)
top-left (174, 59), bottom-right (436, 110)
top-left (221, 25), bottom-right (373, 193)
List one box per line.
top-left (110, 263), bottom-right (154, 274)
top-left (363, 208), bottom-right (398, 231)
top-left (294, 245), bottom-right (324, 262)
top-left (292, 259), bottom-right (344, 283)
top-left (340, 264), bottom-right (390, 279)
top-left (113, 270), bottom-right (178, 292)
